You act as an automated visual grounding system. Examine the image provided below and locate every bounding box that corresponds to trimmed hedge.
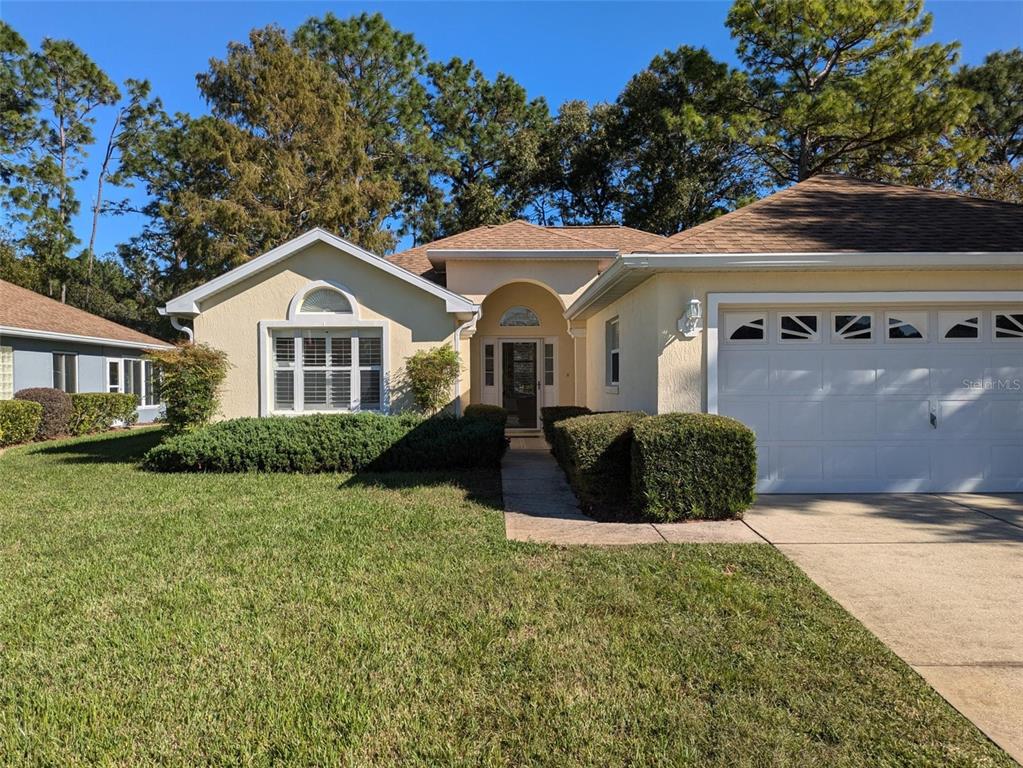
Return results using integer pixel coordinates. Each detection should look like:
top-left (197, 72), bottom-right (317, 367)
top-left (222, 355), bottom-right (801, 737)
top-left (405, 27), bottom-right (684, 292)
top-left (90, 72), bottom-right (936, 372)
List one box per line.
top-left (0, 400), bottom-right (43, 447)
top-left (143, 412), bottom-right (507, 473)
top-left (463, 404), bottom-right (508, 426)
top-left (631, 413), bottom-right (756, 522)
top-left (554, 411), bottom-right (646, 505)
top-left (14, 388), bottom-right (72, 439)
top-left (69, 393), bottom-right (140, 435)
top-left (540, 406), bottom-right (591, 457)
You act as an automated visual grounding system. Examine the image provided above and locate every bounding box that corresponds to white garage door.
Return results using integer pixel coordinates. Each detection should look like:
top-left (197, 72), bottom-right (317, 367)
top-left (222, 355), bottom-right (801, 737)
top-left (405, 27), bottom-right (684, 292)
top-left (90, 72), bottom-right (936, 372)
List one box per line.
top-left (717, 305), bottom-right (1023, 493)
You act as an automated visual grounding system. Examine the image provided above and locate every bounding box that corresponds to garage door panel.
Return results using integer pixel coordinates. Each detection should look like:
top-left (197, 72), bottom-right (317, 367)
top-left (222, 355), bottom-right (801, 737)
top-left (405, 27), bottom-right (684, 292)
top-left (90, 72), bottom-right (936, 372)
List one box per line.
top-left (773, 401), bottom-right (822, 439)
top-left (720, 352), bottom-right (770, 393)
top-left (823, 399), bottom-right (877, 438)
top-left (718, 304), bottom-right (1023, 493)
top-left (770, 352), bottom-right (823, 393)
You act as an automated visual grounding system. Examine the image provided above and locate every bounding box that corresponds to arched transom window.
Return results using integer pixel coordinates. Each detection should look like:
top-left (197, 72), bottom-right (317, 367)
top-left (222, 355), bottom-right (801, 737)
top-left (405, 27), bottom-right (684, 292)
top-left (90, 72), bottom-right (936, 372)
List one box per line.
top-left (300, 287), bottom-right (353, 314)
top-left (499, 306), bottom-right (540, 327)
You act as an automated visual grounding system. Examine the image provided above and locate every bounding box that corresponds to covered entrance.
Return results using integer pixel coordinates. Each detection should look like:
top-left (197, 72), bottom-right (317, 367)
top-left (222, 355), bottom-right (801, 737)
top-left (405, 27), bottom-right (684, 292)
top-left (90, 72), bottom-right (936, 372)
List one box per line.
top-left (501, 340), bottom-right (540, 428)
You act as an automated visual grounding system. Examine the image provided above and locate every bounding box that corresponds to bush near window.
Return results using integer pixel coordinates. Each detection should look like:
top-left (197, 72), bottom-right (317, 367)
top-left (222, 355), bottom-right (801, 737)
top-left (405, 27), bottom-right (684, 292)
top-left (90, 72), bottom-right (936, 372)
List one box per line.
top-left (463, 403), bottom-right (508, 427)
top-left (553, 412), bottom-right (646, 508)
top-left (540, 406), bottom-right (591, 454)
top-left (14, 388), bottom-right (72, 440)
top-left (405, 345), bottom-right (460, 414)
top-left (69, 393), bottom-right (139, 436)
top-left (143, 412), bottom-right (506, 473)
top-left (0, 400), bottom-right (43, 446)
top-left (632, 413), bottom-right (757, 522)
top-left (144, 343), bottom-right (229, 434)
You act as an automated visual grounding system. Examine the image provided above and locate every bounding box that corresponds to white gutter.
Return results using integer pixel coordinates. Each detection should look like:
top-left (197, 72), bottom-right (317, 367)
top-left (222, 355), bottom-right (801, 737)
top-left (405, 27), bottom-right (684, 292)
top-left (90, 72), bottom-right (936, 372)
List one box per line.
top-left (565, 251), bottom-right (1023, 319)
top-left (0, 325), bottom-right (172, 351)
top-left (169, 316), bottom-right (194, 342)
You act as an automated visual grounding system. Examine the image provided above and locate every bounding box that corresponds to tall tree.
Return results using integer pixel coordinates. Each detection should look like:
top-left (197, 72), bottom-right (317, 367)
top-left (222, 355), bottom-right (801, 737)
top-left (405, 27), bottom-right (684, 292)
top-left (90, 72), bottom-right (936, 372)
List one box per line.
top-left (0, 22), bottom-right (39, 190)
top-left (293, 12), bottom-right (436, 242)
top-left (956, 49), bottom-right (1023, 203)
top-left (425, 57), bottom-right (551, 238)
top-left (141, 26), bottom-right (397, 291)
top-left (727, 0), bottom-right (979, 185)
top-left (615, 46), bottom-right (760, 234)
top-left (83, 78), bottom-right (165, 307)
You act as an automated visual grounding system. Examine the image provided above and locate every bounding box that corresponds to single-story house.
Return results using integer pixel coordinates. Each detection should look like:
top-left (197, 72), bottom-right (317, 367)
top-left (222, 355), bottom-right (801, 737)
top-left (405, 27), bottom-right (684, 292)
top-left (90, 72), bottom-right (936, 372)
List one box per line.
top-left (161, 175), bottom-right (1023, 493)
top-left (0, 279), bottom-right (172, 423)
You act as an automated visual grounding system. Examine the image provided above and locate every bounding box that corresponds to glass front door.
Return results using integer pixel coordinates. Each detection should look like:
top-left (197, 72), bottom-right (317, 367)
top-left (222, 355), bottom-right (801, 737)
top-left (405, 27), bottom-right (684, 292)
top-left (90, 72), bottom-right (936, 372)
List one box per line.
top-left (501, 341), bottom-right (538, 428)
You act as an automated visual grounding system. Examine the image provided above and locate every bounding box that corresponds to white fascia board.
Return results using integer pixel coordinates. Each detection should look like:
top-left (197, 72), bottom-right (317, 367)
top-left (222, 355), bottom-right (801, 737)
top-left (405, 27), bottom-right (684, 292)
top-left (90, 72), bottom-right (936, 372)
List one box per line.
top-left (565, 251), bottom-right (1023, 319)
top-left (0, 326), bottom-right (173, 351)
top-left (162, 228), bottom-right (478, 316)
top-left (426, 248), bottom-right (618, 265)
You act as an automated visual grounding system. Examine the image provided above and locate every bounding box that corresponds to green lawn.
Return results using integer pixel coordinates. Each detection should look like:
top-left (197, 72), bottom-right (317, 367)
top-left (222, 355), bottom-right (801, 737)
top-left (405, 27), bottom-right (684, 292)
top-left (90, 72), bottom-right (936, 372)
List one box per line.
top-left (0, 429), bottom-right (1010, 767)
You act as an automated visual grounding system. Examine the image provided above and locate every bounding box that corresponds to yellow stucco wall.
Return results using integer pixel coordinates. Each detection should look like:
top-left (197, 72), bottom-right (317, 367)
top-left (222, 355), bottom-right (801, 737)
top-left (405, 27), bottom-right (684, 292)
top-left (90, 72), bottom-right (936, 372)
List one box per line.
top-left (470, 281), bottom-right (577, 407)
top-left (445, 259), bottom-right (603, 306)
top-left (586, 268), bottom-right (1023, 415)
top-left (192, 241), bottom-right (460, 419)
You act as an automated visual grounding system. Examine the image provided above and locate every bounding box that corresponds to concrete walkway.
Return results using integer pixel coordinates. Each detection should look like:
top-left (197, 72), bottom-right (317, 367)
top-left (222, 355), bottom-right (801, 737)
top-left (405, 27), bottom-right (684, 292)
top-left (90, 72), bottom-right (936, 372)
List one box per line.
top-left (501, 443), bottom-right (761, 545)
top-left (746, 494), bottom-right (1023, 764)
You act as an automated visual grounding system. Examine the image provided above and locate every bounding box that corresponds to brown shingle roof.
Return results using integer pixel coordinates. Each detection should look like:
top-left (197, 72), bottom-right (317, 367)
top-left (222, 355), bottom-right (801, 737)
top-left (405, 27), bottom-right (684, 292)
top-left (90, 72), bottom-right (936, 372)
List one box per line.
top-left (0, 279), bottom-right (169, 347)
top-left (654, 174), bottom-right (1023, 254)
top-left (386, 221), bottom-right (666, 281)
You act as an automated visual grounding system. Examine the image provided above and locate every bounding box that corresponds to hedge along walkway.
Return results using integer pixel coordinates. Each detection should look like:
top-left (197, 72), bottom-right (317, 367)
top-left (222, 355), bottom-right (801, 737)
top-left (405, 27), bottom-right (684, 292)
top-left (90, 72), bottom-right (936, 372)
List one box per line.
top-left (501, 441), bottom-right (763, 545)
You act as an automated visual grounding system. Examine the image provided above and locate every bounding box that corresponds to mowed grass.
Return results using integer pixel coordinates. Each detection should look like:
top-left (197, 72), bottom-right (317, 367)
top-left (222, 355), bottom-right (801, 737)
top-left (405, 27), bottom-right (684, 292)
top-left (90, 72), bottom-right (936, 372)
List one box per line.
top-left (0, 429), bottom-right (1010, 767)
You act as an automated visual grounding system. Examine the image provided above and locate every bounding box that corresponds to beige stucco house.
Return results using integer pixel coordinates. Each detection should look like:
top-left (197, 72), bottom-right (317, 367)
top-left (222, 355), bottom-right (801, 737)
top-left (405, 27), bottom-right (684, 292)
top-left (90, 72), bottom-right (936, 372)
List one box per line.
top-left (162, 175), bottom-right (1023, 494)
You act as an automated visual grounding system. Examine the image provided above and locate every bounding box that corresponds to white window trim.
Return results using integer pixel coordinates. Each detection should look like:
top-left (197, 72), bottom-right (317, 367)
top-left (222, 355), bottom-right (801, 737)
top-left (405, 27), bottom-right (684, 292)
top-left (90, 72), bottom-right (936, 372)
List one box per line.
top-left (106, 357), bottom-right (123, 394)
top-left (259, 318), bottom-right (389, 417)
top-left (706, 291), bottom-right (1023, 414)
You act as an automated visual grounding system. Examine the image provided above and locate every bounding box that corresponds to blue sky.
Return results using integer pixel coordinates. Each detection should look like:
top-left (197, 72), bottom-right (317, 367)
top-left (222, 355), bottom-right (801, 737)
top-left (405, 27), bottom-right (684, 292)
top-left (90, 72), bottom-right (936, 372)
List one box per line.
top-left (4, 1), bottom-right (1022, 258)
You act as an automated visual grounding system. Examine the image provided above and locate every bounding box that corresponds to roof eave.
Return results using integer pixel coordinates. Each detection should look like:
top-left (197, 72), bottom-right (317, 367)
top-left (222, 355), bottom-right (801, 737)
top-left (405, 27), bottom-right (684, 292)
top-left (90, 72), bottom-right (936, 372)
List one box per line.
top-left (426, 248), bottom-right (618, 266)
top-left (565, 251), bottom-right (1023, 320)
top-left (0, 325), bottom-right (173, 351)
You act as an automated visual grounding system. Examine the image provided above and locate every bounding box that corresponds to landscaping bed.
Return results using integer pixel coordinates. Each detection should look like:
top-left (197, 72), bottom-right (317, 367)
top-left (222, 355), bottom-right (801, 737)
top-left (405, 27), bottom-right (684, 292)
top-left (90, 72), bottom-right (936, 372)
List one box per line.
top-left (0, 428), bottom-right (1011, 766)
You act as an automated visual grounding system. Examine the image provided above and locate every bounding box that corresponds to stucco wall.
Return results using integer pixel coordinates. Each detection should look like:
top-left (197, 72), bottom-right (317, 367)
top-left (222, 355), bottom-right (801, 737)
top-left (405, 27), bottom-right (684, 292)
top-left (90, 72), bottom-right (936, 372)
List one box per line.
top-left (192, 241), bottom-right (460, 419)
top-left (446, 259), bottom-right (603, 306)
top-left (583, 277), bottom-right (660, 413)
top-left (654, 268), bottom-right (1023, 414)
top-left (470, 281), bottom-right (576, 407)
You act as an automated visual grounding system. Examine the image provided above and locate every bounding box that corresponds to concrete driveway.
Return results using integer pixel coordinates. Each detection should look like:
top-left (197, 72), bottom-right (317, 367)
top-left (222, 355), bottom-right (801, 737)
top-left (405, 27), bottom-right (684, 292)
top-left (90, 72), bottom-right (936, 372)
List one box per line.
top-left (746, 493), bottom-right (1023, 764)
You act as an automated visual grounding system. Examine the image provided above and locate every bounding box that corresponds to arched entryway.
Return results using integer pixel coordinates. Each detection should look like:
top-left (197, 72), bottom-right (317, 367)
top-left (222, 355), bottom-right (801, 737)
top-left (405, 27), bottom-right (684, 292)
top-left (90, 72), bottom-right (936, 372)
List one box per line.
top-left (472, 281), bottom-right (574, 429)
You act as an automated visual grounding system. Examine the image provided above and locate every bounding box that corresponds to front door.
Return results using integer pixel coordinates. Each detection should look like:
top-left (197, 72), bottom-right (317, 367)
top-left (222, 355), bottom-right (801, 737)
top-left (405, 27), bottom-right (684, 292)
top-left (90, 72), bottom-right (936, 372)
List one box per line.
top-left (501, 340), bottom-right (539, 429)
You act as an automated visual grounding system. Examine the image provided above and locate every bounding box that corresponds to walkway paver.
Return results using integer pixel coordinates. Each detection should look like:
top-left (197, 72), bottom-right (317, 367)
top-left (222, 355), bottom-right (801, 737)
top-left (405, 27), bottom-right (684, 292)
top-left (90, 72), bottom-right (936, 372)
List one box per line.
top-left (501, 445), bottom-right (761, 545)
top-left (746, 494), bottom-right (1023, 764)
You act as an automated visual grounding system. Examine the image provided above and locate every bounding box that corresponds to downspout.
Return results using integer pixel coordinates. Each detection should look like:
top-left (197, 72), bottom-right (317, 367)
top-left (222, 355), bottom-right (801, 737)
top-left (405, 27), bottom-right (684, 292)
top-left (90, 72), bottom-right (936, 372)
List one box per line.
top-left (169, 315), bottom-right (194, 342)
top-left (452, 310), bottom-right (480, 417)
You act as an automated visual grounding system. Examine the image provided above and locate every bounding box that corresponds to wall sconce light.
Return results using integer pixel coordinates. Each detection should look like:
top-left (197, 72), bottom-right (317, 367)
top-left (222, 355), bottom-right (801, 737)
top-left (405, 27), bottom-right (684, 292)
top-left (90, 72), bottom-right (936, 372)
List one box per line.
top-left (677, 298), bottom-right (703, 338)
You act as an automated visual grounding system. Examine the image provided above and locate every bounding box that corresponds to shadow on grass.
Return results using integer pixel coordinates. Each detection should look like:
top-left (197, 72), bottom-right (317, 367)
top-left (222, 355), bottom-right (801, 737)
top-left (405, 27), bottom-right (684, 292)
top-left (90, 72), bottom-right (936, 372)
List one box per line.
top-left (341, 470), bottom-right (504, 510)
top-left (33, 428), bottom-right (165, 465)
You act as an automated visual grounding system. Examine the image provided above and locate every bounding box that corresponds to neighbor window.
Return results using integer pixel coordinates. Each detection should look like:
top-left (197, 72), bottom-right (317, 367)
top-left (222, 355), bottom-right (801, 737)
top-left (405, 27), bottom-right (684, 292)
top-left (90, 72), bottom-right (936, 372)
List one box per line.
top-left (52, 353), bottom-right (77, 393)
top-left (271, 330), bottom-right (383, 413)
top-left (606, 317), bottom-right (620, 386)
top-left (117, 358), bottom-right (159, 406)
top-left (543, 343), bottom-right (554, 386)
top-left (0, 346), bottom-right (12, 400)
top-left (107, 360), bottom-right (120, 393)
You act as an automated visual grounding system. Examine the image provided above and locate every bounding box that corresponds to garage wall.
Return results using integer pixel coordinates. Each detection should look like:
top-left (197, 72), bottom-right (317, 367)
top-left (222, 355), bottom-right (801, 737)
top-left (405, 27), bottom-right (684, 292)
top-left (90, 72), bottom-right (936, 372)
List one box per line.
top-left (193, 241), bottom-right (459, 419)
top-left (654, 269), bottom-right (1023, 413)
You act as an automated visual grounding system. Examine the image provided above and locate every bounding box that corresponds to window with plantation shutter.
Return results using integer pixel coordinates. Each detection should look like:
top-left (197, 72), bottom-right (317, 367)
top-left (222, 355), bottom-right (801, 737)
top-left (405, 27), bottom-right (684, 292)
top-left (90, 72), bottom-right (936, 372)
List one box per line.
top-left (270, 329), bottom-right (383, 413)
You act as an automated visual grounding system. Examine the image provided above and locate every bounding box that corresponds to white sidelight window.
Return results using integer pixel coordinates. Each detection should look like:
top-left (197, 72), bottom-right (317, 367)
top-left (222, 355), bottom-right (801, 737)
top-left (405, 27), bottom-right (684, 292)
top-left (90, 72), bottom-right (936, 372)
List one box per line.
top-left (605, 316), bottom-right (620, 386)
top-left (52, 352), bottom-right (77, 393)
top-left (271, 329), bottom-right (383, 413)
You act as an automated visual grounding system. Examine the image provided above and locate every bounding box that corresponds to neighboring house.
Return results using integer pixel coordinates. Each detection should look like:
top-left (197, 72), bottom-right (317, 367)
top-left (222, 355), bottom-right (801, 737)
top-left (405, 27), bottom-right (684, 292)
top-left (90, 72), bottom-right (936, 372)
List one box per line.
top-left (0, 279), bottom-right (172, 423)
top-left (162, 175), bottom-right (1023, 493)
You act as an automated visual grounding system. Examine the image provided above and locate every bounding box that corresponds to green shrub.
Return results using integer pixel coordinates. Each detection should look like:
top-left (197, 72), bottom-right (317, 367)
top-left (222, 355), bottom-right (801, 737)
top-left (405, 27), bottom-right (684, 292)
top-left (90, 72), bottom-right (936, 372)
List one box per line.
top-left (69, 393), bottom-right (140, 435)
top-left (463, 403), bottom-right (508, 426)
top-left (631, 413), bottom-right (756, 522)
top-left (405, 345), bottom-right (460, 414)
top-left (145, 343), bottom-right (229, 434)
top-left (143, 412), bottom-right (506, 473)
top-left (540, 406), bottom-right (591, 451)
top-left (554, 412), bottom-right (646, 506)
top-left (14, 387), bottom-right (72, 439)
top-left (0, 400), bottom-right (43, 446)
